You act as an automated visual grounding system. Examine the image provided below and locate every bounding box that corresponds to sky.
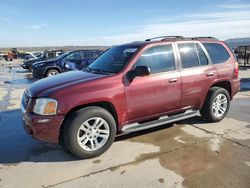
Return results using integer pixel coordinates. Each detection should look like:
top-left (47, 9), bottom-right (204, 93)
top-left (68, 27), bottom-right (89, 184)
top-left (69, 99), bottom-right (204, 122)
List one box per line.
top-left (0, 0), bottom-right (250, 47)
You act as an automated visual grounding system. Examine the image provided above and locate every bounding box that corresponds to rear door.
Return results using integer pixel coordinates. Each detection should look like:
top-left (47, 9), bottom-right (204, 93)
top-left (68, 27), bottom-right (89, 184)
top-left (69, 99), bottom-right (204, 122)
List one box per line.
top-left (202, 42), bottom-right (233, 80)
top-left (64, 51), bottom-right (81, 70)
top-left (176, 42), bottom-right (218, 109)
top-left (125, 43), bottom-right (182, 122)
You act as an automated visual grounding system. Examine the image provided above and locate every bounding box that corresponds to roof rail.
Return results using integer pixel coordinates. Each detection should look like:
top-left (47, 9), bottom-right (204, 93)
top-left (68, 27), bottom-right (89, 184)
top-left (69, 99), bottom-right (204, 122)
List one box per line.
top-left (145, 36), bottom-right (183, 41)
top-left (191, 36), bottom-right (218, 40)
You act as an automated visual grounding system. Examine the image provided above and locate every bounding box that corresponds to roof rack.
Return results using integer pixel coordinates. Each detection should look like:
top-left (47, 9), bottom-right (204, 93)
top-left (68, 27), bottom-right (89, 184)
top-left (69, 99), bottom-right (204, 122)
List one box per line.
top-left (145, 36), bottom-right (183, 41)
top-left (191, 36), bottom-right (218, 40)
top-left (145, 36), bottom-right (218, 42)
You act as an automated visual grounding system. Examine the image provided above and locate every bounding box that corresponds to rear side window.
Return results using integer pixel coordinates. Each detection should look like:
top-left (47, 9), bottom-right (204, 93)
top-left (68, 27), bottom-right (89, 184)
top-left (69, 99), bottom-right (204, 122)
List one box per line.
top-left (136, 45), bottom-right (175, 73)
top-left (83, 51), bottom-right (95, 59)
top-left (202, 43), bottom-right (230, 64)
top-left (178, 43), bottom-right (200, 68)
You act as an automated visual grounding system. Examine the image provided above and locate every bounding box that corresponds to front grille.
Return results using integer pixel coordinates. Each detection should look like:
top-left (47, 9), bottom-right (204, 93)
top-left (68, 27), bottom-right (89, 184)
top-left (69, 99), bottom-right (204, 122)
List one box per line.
top-left (22, 92), bottom-right (30, 110)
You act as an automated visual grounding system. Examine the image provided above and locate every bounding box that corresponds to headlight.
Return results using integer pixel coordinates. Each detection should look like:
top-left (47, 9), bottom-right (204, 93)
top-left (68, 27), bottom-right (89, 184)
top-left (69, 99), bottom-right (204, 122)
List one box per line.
top-left (33, 98), bottom-right (58, 115)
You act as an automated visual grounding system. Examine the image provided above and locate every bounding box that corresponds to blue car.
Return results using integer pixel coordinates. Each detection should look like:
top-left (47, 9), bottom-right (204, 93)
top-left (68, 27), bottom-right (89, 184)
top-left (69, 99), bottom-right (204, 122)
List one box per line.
top-left (32, 50), bottom-right (103, 78)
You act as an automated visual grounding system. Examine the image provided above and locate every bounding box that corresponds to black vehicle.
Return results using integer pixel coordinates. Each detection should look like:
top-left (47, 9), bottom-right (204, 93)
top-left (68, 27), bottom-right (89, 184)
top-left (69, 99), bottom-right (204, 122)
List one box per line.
top-left (32, 50), bottom-right (103, 78)
top-left (20, 50), bottom-right (64, 71)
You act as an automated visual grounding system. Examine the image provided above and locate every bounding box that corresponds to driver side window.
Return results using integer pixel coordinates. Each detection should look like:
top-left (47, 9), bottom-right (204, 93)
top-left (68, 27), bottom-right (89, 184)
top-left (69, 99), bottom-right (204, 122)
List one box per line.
top-left (136, 45), bottom-right (175, 73)
top-left (66, 52), bottom-right (81, 61)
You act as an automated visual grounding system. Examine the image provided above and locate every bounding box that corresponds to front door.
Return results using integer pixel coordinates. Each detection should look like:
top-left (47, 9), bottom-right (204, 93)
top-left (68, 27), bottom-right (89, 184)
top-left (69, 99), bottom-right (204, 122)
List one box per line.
top-left (64, 51), bottom-right (81, 70)
top-left (125, 44), bottom-right (182, 122)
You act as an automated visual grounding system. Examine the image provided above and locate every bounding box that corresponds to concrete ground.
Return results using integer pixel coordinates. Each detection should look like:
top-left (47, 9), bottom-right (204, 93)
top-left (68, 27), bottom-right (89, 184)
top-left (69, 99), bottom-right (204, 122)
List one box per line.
top-left (0, 60), bottom-right (249, 188)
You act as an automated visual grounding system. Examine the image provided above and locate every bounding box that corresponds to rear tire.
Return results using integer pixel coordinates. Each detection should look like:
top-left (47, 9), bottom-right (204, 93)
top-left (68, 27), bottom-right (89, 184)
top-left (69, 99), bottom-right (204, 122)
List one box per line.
top-left (45, 69), bottom-right (59, 77)
top-left (200, 87), bottom-right (230, 122)
top-left (63, 106), bottom-right (117, 159)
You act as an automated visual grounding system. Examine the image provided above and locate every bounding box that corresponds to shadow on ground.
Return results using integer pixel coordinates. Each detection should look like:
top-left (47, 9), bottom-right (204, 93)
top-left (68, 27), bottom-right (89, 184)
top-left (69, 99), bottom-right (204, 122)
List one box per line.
top-left (4, 75), bottom-right (37, 85)
top-left (0, 109), bottom-right (201, 164)
top-left (239, 65), bottom-right (250, 71)
top-left (241, 78), bottom-right (250, 91)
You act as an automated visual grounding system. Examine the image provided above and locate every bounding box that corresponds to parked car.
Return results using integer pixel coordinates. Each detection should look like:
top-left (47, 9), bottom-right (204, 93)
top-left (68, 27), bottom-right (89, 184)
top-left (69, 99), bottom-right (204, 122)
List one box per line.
top-left (3, 52), bottom-right (14, 61)
top-left (32, 50), bottom-right (103, 78)
top-left (0, 52), bottom-right (6, 60)
top-left (21, 36), bottom-right (240, 159)
top-left (24, 52), bottom-right (37, 60)
top-left (20, 50), bottom-right (64, 71)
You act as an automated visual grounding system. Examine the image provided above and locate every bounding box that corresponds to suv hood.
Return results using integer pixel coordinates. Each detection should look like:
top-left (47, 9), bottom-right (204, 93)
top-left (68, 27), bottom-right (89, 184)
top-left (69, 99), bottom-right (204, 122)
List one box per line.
top-left (33, 59), bottom-right (56, 66)
top-left (25, 57), bottom-right (45, 65)
top-left (27, 71), bottom-right (109, 97)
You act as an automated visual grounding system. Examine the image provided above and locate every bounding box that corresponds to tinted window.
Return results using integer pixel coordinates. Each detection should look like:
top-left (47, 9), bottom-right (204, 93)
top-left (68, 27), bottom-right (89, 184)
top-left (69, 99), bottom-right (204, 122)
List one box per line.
top-left (178, 43), bottom-right (200, 68)
top-left (83, 51), bottom-right (94, 59)
top-left (88, 46), bottom-right (138, 73)
top-left (196, 44), bottom-right (208, 66)
top-left (66, 52), bottom-right (81, 60)
top-left (203, 43), bottom-right (230, 64)
top-left (136, 45), bottom-right (175, 73)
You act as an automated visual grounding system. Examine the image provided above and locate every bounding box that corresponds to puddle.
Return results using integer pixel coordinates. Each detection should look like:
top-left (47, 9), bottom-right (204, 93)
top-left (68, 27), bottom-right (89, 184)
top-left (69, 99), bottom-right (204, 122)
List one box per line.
top-left (126, 123), bottom-right (250, 187)
top-left (16, 70), bottom-right (30, 73)
top-left (208, 135), bottom-right (221, 153)
top-left (4, 78), bottom-right (35, 85)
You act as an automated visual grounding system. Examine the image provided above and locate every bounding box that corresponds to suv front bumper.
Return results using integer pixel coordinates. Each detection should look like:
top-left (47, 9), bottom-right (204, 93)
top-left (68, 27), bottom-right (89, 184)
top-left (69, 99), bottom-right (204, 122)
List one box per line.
top-left (21, 105), bottom-right (64, 144)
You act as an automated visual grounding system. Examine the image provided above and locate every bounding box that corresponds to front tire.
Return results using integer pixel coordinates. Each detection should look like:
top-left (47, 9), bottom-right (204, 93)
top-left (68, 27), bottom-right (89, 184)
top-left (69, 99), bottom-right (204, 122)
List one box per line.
top-left (200, 87), bottom-right (230, 122)
top-left (63, 107), bottom-right (117, 159)
top-left (45, 69), bottom-right (59, 77)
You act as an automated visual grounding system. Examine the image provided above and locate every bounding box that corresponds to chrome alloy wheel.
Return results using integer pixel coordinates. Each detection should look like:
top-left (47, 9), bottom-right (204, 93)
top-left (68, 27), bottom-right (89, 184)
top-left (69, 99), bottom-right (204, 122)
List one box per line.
top-left (212, 94), bottom-right (228, 118)
top-left (77, 117), bottom-right (110, 151)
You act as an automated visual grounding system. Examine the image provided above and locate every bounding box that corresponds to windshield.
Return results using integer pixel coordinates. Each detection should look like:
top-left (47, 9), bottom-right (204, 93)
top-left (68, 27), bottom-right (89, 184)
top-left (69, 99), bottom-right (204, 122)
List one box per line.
top-left (34, 52), bottom-right (43, 58)
top-left (55, 52), bottom-right (69, 60)
top-left (88, 46), bottom-right (139, 73)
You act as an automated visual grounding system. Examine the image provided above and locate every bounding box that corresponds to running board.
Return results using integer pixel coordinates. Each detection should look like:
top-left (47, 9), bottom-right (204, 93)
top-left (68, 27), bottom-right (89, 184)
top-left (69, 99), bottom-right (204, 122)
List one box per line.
top-left (122, 109), bottom-right (199, 133)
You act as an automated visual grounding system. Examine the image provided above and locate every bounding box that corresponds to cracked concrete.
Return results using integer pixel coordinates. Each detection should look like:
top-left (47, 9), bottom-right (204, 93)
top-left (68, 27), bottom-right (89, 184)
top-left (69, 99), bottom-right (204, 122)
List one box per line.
top-left (0, 60), bottom-right (250, 188)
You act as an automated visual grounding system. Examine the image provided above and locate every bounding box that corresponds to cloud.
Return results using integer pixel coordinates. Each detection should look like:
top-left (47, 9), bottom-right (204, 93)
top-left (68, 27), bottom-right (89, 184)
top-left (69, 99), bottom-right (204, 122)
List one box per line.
top-left (65, 9), bottom-right (250, 46)
top-left (219, 3), bottom-right (250, 9)
top-left (31, 24), bottom-right (48, 30)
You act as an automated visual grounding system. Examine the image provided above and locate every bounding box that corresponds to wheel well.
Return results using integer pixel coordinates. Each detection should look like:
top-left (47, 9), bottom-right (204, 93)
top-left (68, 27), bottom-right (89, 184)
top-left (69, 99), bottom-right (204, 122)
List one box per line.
top-left (59, 101), bottom-right (118, 143)
top-left (211, 81), bottom-right (232, 98)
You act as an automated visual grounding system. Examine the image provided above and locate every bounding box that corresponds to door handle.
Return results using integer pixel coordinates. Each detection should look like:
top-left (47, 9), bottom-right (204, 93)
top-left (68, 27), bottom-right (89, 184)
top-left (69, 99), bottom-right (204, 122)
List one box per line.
top-left (169, 78), bottom-right (178, 83)
top-left (206, 72), bottom-right (214, 77)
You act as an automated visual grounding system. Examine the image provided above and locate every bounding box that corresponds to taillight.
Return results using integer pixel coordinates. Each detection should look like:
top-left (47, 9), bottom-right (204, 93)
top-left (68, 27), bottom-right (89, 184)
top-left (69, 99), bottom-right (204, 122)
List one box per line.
top-left (233, 62), bottom-right (239, 79)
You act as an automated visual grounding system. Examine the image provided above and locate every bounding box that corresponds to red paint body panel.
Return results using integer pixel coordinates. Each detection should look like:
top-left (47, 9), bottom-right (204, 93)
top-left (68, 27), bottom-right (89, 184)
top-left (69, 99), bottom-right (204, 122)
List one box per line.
top-left (124, 71), bottom-right (181, 123)
top-left (21, 39), bottom-right (240, 144)
top-left (22, 111), bottom-right (64, 143)
top-left (180, 65), bottom-right (218, 109)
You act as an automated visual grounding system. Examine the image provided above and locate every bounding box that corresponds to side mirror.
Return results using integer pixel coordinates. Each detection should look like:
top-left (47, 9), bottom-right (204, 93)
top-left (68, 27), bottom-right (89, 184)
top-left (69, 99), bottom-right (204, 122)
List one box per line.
top-left (127, 66), bottom-right (150, 82)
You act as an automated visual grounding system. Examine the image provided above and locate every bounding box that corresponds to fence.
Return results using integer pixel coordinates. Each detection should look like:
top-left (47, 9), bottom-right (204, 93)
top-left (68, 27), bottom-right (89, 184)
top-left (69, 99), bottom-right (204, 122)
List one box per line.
top-left (235, 46), bottom-right (250, 66)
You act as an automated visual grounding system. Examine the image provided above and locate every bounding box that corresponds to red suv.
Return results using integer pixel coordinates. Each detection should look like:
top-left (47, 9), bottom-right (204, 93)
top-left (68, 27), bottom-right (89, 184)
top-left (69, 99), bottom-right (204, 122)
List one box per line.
top-left (21, 36), bottom-right (240, 158)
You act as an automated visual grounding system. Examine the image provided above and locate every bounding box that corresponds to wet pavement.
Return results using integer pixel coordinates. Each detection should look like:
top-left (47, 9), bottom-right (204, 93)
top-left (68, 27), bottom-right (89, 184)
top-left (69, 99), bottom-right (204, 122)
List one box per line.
top-left (0, 60), bottom-right (249, 188)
